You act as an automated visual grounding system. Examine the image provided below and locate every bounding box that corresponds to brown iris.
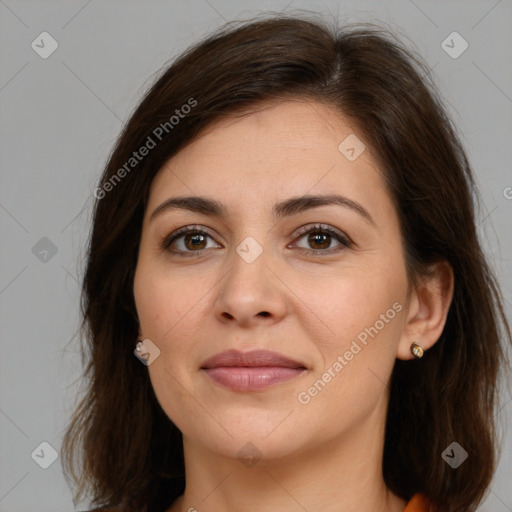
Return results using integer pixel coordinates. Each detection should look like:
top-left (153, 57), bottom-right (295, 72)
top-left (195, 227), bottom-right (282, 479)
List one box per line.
top-left (307, 231), bottom-right (331, 250)
top-left (184, 233), bottom-right (207, 250)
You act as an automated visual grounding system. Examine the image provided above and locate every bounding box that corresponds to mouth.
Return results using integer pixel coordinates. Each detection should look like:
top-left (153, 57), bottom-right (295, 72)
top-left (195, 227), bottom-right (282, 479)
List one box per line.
top-left (200, 349), bottom-right (307, 392)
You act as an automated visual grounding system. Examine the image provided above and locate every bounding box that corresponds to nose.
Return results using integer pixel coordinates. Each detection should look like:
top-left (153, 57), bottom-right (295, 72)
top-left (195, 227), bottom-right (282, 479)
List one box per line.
top-left (214, 240), bottom-right (288, 328)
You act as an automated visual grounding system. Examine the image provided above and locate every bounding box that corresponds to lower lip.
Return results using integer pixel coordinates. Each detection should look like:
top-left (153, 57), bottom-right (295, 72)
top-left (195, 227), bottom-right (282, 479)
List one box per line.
top-left (202, 367), bottom-right (306, 391)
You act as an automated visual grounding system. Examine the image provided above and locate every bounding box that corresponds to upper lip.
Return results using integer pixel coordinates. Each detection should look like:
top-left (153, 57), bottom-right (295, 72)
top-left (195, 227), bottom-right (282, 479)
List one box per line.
top-left (201, 349), bottom-right (306, 369)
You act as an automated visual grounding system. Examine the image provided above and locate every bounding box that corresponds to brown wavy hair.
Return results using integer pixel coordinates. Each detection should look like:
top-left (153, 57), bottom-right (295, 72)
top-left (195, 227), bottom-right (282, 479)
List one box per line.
top-left (62, 12), bottom-right (511, 512)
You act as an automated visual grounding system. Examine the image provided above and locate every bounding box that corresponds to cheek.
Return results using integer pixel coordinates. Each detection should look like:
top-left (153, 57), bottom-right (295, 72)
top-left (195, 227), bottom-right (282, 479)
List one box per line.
top-left (312, 266), bottom-right (405, 341)
top-left (134, 261), bottom-right (192, 341)
top-left (299, 277), bottom-right (405, 427)
top-left (134, 266), bottom-right (202, 427)
top-left (133, 262), bottom-right (216, 388)
top-left (307, 266), bottom-right (407, 411)
top-left (133, 267), bottom-right (163, 337)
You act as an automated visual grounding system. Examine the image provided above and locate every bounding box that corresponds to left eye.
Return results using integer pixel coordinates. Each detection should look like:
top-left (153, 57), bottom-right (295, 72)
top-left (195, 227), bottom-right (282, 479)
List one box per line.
top-left (162, 224), bottom-right (351, 256)
top-left (290, 225), bottom-right (352, 254)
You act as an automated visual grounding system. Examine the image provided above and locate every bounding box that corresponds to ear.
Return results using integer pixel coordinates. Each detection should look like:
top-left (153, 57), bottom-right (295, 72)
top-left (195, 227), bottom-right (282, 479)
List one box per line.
top-left (396, 261), bottom-right (454, 360)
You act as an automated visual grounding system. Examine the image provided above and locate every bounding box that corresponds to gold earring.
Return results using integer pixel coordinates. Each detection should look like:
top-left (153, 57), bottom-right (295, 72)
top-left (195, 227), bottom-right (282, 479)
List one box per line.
top-left (410, 342), bottom-right (424, 359)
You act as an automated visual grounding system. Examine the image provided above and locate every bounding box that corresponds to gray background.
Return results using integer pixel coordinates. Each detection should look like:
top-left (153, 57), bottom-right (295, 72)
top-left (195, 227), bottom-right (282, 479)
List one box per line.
top-left (1, 0), bottom-right (511, 510)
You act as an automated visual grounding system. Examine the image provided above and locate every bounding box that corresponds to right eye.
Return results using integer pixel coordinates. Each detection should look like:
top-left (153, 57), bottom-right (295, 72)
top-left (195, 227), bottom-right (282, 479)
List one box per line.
top-left (162, 225), bottom-right (221, 256)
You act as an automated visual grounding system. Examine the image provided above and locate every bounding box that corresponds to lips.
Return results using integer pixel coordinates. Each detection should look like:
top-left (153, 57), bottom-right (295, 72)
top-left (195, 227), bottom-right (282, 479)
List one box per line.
top-left (200, 349), bottom-right (307, 391)
top-left (201, 349), bottom-right (305, 369)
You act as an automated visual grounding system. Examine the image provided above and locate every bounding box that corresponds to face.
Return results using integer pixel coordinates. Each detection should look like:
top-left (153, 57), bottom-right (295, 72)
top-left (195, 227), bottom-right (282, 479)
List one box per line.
top-left (133, 98), bottom-right (410, 462)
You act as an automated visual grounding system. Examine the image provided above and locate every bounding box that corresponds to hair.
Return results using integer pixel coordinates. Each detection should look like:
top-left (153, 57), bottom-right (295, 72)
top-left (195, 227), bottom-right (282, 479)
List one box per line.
top-left (62, 12), bottom-right (511, 512)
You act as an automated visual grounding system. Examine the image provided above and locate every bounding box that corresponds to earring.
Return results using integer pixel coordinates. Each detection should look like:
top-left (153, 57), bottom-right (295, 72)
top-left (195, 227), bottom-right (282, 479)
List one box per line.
top-left (410, 342), bottom-right (424, 359)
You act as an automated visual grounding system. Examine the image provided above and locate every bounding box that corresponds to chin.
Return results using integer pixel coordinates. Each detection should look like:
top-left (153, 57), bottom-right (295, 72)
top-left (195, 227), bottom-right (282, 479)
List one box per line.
top-left (203, 432), bottom-right (307, 466)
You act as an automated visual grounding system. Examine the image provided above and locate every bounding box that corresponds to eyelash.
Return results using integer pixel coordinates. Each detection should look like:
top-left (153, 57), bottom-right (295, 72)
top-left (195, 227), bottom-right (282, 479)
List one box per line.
top-left (161, 223), bottom-right (352, 258)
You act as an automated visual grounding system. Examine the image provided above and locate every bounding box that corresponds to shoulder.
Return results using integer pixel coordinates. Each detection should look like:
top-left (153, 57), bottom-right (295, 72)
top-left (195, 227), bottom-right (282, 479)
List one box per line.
top-left (82, 508), bottom-right (119, 512)
top-left (403, 493), bottom-right (432, 512)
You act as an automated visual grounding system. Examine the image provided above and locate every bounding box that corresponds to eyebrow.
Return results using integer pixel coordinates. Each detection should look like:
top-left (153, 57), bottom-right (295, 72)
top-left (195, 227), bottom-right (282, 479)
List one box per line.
top-left (149, 194), bottom-right (375, 226)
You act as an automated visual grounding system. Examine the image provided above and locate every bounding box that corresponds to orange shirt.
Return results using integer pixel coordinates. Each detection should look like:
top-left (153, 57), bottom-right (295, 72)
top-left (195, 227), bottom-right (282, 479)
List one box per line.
top-left (404, 493), bottom-right (431, 511)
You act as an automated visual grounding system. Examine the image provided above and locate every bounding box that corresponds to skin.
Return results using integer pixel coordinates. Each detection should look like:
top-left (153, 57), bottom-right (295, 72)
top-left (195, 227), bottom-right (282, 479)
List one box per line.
top-left (133, 98), bottom-right (454, 512)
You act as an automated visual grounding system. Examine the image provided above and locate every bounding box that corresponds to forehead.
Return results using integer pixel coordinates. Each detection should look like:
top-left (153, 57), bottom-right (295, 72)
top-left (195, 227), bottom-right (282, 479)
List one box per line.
top-left (180, 98), bottom-right (363, 163)
top-left (147, 99), bottom-right (391, 219)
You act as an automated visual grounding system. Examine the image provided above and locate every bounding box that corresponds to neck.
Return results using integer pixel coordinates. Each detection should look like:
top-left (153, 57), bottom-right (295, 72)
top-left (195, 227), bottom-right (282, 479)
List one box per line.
top-left (167, 393), bottom-right (407, 512)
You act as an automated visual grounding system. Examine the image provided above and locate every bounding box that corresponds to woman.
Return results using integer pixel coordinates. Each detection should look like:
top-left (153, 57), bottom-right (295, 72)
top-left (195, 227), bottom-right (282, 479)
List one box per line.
top-left (62, 13), bottom-right (511, 512)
